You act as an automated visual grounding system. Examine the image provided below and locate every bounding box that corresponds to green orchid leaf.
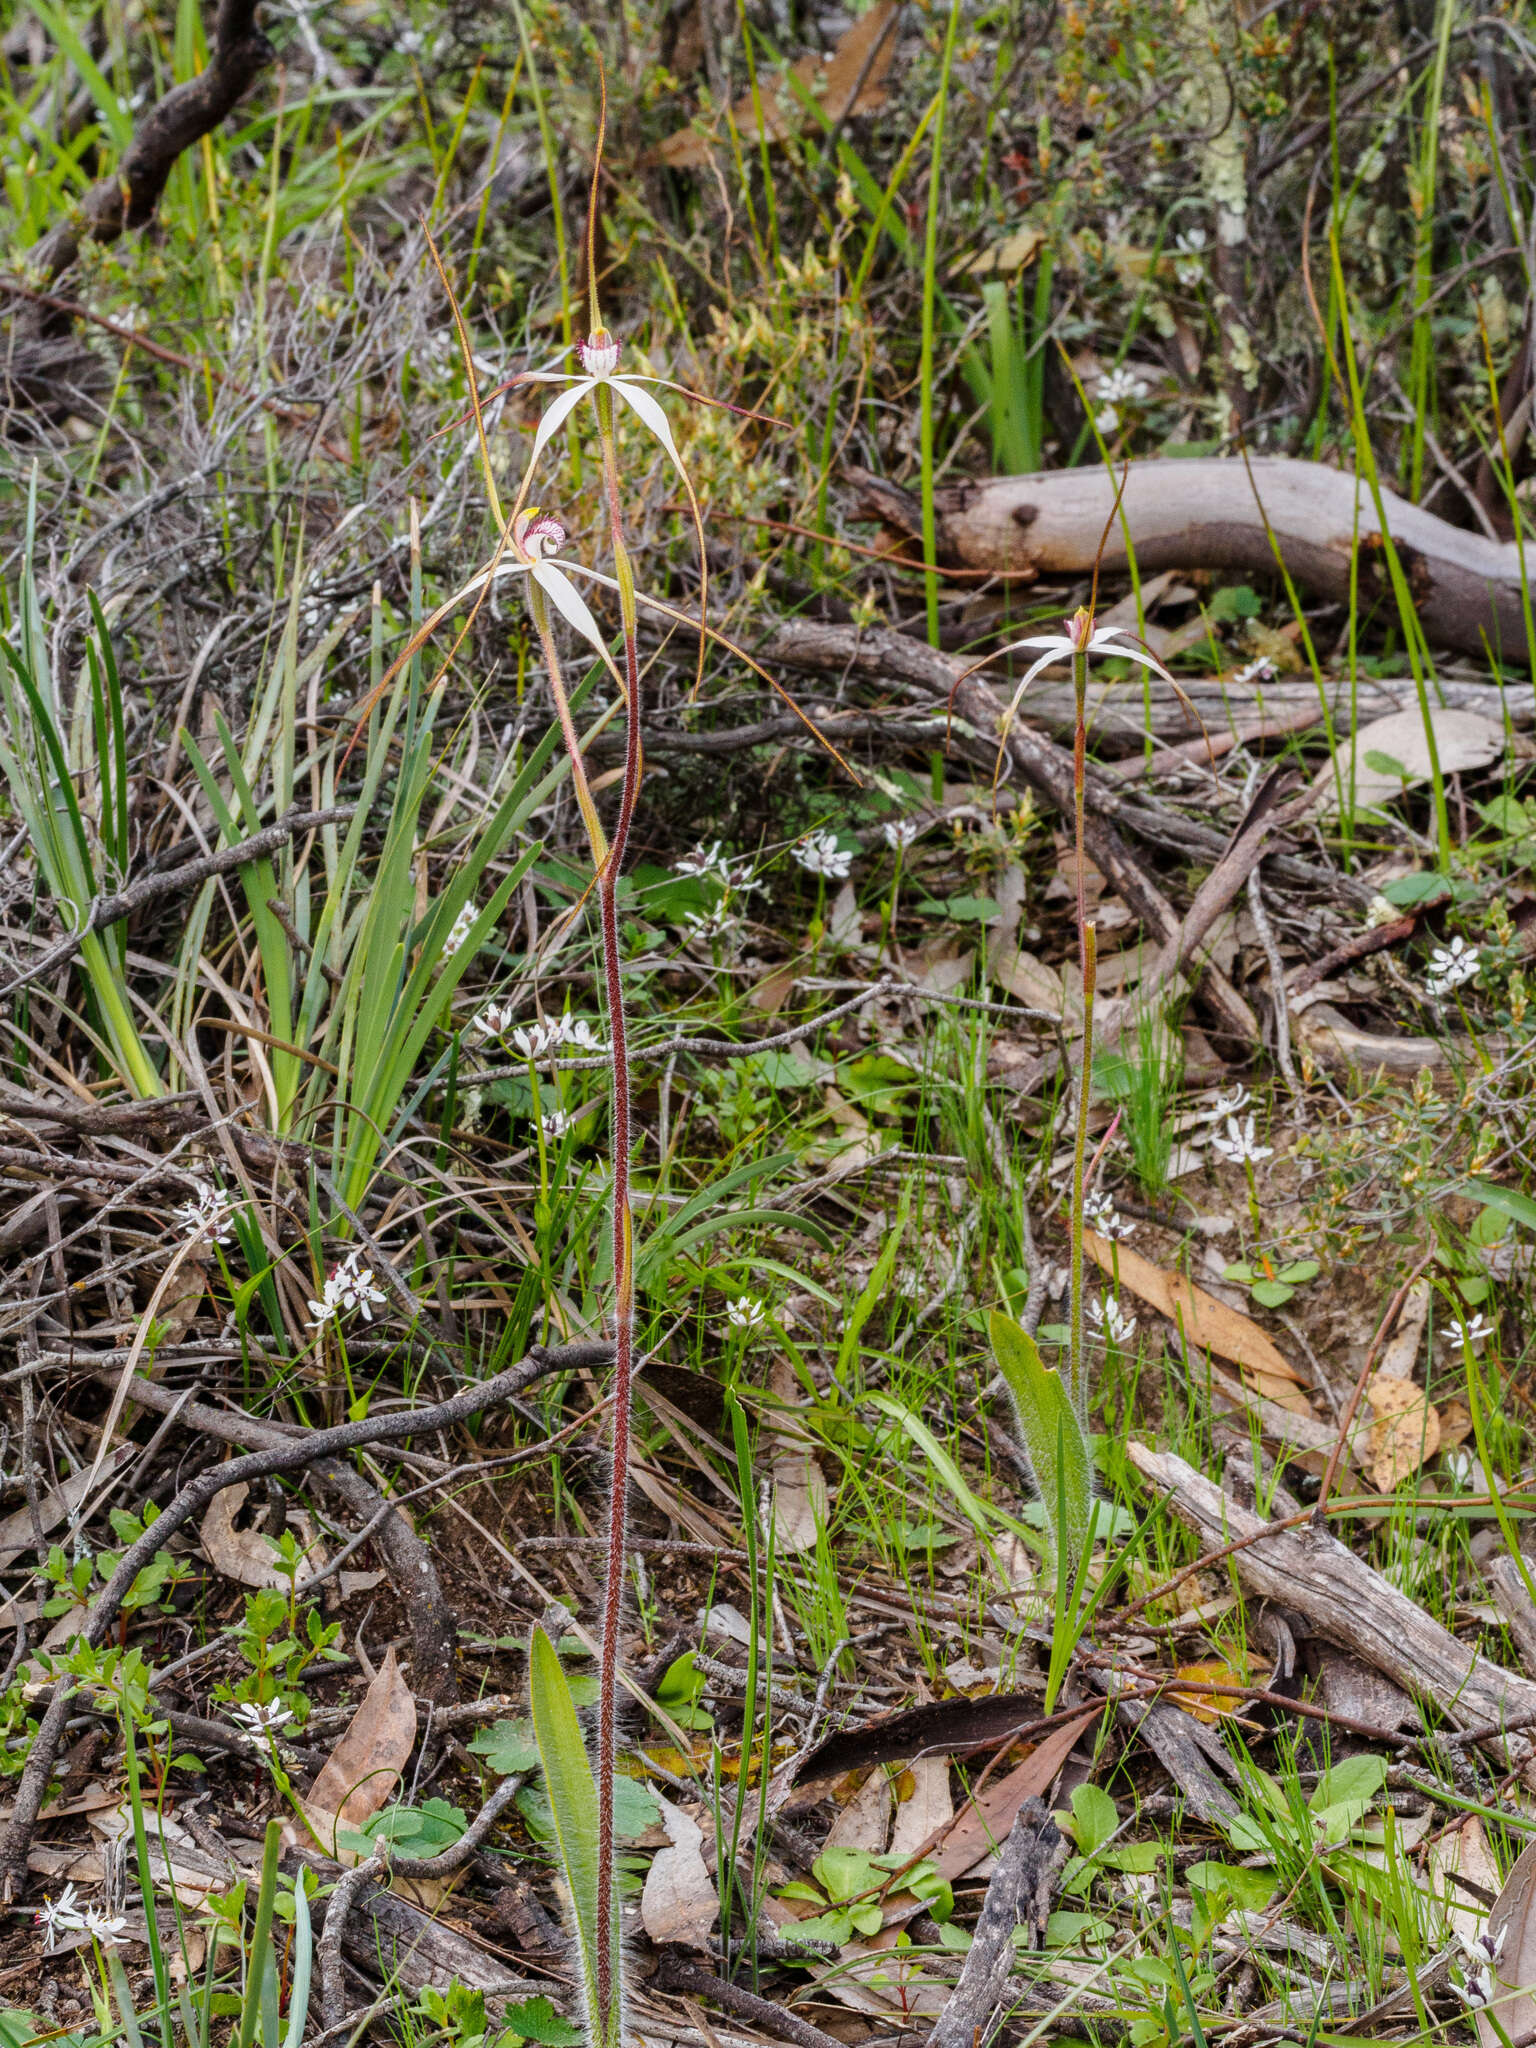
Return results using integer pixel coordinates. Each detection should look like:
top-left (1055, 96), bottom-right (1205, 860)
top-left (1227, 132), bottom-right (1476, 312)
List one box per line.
top-left (988, 1310), bottom-right (1094, 1568)
top-left (528, 1627), bottom-right (618, 2048)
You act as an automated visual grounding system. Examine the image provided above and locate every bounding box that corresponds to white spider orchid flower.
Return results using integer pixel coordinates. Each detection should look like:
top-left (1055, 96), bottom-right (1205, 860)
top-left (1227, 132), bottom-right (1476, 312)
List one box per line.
top-left (982, 608), bottom-right (1179, 746)
top-left (510, 328), bottom-right (692, 484)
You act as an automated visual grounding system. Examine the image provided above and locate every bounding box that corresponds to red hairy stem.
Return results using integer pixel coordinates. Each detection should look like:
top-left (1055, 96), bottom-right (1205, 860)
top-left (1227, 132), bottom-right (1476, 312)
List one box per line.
top-left (592, 373), bottom-right (642, 2044)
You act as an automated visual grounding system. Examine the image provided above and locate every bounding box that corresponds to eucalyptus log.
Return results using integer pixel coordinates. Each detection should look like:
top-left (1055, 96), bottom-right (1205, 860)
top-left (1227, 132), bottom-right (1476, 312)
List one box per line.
top-left (851, 458), bottom-right (1536, 661)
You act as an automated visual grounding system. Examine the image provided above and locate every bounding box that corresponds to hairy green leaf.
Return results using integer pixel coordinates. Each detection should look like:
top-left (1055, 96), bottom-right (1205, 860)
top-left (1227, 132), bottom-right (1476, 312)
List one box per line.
top-left (988, 1311), bottom-right (1094, 1569)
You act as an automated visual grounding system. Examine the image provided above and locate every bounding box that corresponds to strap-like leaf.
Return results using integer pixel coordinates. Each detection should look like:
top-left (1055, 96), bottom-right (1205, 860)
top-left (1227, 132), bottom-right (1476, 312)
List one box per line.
top-left (988, 1311), bottom-right (1094, 1568)
top-left (528, 1627), bottom-right (614, 2044)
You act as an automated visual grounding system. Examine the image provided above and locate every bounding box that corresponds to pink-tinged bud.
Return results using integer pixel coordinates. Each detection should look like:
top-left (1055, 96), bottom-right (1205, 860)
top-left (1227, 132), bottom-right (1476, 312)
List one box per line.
top-left (513, 508), bottom-right (566, 560)
top-left (577, 330), bottom-right (620, 377)
top-left (1067, 606), bottom-right (1096, 651)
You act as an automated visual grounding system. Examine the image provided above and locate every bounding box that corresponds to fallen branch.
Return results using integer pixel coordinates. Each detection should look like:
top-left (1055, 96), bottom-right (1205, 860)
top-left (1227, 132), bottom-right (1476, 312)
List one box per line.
top-left (927, 1797), bottom-right (1067, 2048)
top-left (0, 1338), bottom-right (611, 1900)
top-left (0, 806), bottom-right (355, 1003)
top-left (851, 457), bottom-right (1536, 659)
top-left (23, 0), bottom-right (275, 290)
top-left (1127, 1442), bottom-right (1536, 1763)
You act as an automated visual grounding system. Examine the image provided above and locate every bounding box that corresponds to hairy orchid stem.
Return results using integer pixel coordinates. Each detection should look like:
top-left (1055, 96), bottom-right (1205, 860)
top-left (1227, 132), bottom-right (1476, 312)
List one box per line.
top-left (1071, 921), bottom-right (1098, 1412)
top-left (592, 372), bottom-right (641, 2048)
top-left (1069, 637), bottom-right (1093, 1419)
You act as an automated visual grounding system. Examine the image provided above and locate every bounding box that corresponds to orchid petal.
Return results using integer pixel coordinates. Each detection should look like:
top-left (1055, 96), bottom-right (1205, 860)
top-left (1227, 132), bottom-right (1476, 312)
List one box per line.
top-left (531, 559), bottom-right (613, 659)
top-left (612, 378), bottom-right (682, 465)
top-left (528, 379), bottom-right (594, 469)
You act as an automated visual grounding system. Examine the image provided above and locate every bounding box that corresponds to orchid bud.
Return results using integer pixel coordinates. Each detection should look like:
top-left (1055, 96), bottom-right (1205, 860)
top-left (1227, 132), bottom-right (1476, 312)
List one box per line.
top-left (577, 329), bottom-right (621, 378)
top-left (1067, 605), bottom-right (1096, 651)
top-left (513, 507), bottom-right (567, 561)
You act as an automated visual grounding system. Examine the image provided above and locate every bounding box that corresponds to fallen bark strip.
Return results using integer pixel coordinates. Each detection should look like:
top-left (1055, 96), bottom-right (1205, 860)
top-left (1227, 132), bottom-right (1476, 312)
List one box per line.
top-left (0, 1338), bottom-right (611, 1900)
top-left (1127, 1442), bottom-right (1536, 1763)
top-left (851, 458), bottom-right (1536, 660)
top-left (765, 621), bottom-right (1372, 907)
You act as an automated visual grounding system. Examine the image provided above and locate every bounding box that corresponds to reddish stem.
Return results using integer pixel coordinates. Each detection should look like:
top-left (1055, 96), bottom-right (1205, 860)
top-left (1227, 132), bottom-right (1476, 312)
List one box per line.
top-left (593, 390), bottom-right (641, 2045)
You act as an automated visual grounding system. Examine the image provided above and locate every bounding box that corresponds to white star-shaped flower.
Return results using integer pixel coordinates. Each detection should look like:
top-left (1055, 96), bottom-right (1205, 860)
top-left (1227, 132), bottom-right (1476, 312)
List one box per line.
top-left (1426, 937), bottom-right (1479, 998)
top-left (727, 1297), bottom-right (766, 1330)
top-left (229, 1699), bottom-right (294, 1735)
top-left (1089, 1298), bottom-right (1137, 1344)
top-left (1083, 1190), bottom-right (1134, 1240)
top-left (1445, 1313), bottom-right (1494, 1348)
top-left (307, 1249), bottom-right (387, 1329)
top-left (1211, 1114), bottom-right (1272, 1166)
top-left (794, 830), bottom-right (853, 879)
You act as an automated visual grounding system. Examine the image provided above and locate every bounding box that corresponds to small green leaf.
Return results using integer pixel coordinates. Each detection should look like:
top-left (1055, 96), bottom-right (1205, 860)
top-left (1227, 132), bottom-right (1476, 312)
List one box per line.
top-left (1065, 1783), bottom-right (1118, 1857)
top-left (1249, 1279), bottom-right (1296, 1308)
top-left (467, 1718), bottom-right (540, 1777)
top-left (501, 1997), bottom-right (585, 2047)
top-left (1381, 871), bottom-right (1449, 908)
top-left (1363, 749), bottom-right (1409, 780)
top-left (1222, 1262), bottom-right (1256, 1284)
top-left (1276, 1260), bottom-right (1319, 1285)
top-left (1186, 1861), bottom-right (1276, 1914)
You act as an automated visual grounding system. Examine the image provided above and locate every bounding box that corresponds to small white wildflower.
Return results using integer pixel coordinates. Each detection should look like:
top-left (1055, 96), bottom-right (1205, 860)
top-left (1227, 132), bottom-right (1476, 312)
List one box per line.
top-left (82, 1907), bottom-right (130, 1947)
top-left (1083, 1189), bottom-right (1135, 1240)
top-left (793, 829), bottom-right (853, 880)
top-left (882, 818), bottom-right (922, 853)
top-left (682, 904), bottom-right (739, 946)
top-left (469, 1002), bottom-right (514, 1044)
top-left (727, 1296), bottom-right (767, 1330)
top-left (1451, 1929), bottom-right (1504, 2010)
top-left (1210, 1085), bottom-right (1251, 1120)
top-left (1089, 1298), bottom-right (1138, 1344)
top-left (1445, 1312), bottom-right (1494, 1349)
top-left (175, 1184), bottom-right (235, 1246)
top-left (1426, 936), bottom-right (1480, 998)
top-left (1094, 365), bottom-right (1150, 430)
top-left (1444, 1448), bottom-right (1482, 1491)
top-left (1172, 227), bottom-right (1207, 285)
top-left (511, 1019), bottom-right (564, 1060)
top-left (35, 1885), bottom-right (86, 1949)
top-left (443, 901), bottom-right (479, 957)
top-left (563, 1018), bottom-right (608, 1053)
top-left (1365, 894), bottom-right (1401, 928)
top-left (229, 1699), bottom-right (294, 1735)
top-left (1231, 655), bottom-right (1276, 686)
top-left (307, 1249), bottom-right (387, 1329)
top-left (675, 841), bottom-right (729, 881)
top-left (538, 1106), bottom-right (577, 1140)
top-left (1211, 1114), bottom-right (1273, 1166)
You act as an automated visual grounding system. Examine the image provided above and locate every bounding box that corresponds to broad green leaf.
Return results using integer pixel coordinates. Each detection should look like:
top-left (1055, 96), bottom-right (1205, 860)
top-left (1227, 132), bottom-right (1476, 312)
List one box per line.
top-left (1186, 1861), bottom-right (1276, 1914)
top-left (1066, 1783), bottom-right (1118, 1857)
top-left (1465, 1178), bottom-right (1536, 1236)
top-left (1277, 1261), bottom-right (1320, 1284)
top-left (1308, 1754), bottom-right (1386, 1818)
top-left (988, 1311), bottom-right (1094, 1568)
top-left (528, 1627), bottom-right (616, 2048)
top-left (1250, 1280), bottom-right (1296, 1307)
top-left (501, 1997), bottom-right (585, 2047)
